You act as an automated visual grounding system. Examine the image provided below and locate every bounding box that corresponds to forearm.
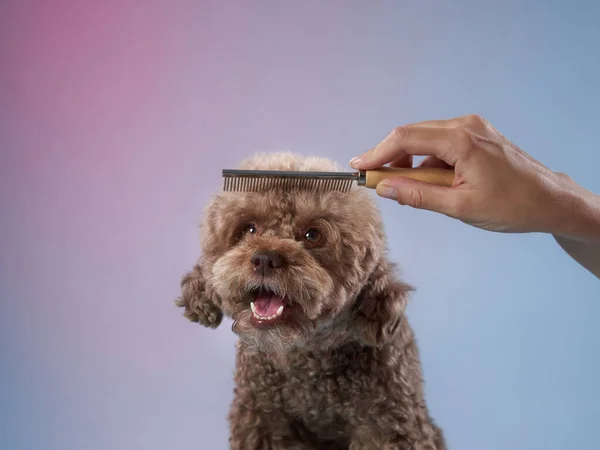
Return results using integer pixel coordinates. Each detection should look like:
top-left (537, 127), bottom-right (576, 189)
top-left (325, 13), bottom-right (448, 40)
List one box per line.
top-left (553, 235), bottom-right (600, 278)
top-left (548, 178), bottom-right (600, 278)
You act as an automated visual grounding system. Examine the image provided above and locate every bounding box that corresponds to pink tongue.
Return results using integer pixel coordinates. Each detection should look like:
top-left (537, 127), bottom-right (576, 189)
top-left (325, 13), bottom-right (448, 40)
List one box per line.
top-left (254, 291), bottom-right (286, 316)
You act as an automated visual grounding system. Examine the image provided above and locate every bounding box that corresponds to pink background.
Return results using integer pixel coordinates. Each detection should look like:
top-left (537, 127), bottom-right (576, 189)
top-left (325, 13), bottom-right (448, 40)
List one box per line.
top-left (2, 1), bottom-right (599, 449)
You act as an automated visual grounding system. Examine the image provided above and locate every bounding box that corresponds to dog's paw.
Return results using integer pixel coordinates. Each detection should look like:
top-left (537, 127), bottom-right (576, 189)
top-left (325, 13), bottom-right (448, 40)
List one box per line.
top-left (194, 300), bottom-right (223, 328)
top-left (177, 288), bottom-right (223, 328)
top-left (176, 263), bottom-right (224, 328)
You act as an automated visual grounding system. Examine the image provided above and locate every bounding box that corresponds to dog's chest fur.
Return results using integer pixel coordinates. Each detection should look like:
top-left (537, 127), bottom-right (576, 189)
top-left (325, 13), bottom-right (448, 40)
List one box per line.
top-left (236, 340), bottom-right (404, 443)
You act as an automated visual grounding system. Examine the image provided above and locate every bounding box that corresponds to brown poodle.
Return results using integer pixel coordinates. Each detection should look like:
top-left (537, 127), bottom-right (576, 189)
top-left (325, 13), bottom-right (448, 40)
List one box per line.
top-left (176, 152), bottom-right (446, 449)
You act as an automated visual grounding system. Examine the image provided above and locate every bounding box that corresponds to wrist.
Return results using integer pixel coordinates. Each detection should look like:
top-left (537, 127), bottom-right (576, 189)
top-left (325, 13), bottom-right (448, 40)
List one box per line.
top-left (544, 173), bottom-right (600, 243)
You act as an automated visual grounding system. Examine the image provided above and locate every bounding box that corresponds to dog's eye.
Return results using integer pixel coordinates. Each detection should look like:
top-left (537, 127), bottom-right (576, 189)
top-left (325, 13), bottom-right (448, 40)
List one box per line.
top-left (243, 224), bottom-right (258, 235)
top-left (304, 228), bottom-right (321, 243)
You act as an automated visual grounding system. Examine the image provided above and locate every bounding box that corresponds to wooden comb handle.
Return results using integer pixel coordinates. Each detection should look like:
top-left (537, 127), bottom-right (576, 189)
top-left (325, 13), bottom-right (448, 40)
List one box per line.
top-left (363, 167), bottom-right (455, 188)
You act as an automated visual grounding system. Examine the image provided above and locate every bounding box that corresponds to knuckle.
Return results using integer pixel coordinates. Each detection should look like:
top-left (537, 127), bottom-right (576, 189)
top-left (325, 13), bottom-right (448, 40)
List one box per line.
top-left (556, 172), bottom-right (572, 181)
top-left (464, 114), bottom-right (487, 128)
top-left (407, 188), bottom-right (426, 209)
top-left (390, 125), bottom-right (408, 142)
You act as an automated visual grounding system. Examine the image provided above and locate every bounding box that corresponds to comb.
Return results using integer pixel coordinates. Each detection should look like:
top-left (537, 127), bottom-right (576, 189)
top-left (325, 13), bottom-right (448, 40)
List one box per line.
top-left (221, 166), bottom-right (454, 193)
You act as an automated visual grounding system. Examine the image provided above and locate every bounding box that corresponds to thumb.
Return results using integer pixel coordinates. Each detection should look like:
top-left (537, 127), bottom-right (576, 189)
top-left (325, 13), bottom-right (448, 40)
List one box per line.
top-left (376, 177), bottom-right (457, 215)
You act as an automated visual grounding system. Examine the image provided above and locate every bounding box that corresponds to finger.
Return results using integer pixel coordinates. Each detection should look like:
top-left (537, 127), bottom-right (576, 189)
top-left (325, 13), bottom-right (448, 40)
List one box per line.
top-left (360, 146), bottom-right (415, 168)
top-left (350, 126), bottom-right (471, 170)
top-left (418, 156), bottom-right (453, 170)
top-left (407, 115), bottom-right (495, 138)
top-left (404, 118), bottom-right (460, 128)
top-left (375, 176), bottom-right (460, 216)
top-left (353, 147), bottom-right (414, 168)
top-left (389, 153), bottom-right (413, 168)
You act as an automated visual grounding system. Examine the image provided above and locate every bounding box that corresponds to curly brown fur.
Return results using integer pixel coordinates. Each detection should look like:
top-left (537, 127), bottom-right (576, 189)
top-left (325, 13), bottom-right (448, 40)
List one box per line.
top-left (176, 152), bottom-right (446, 449)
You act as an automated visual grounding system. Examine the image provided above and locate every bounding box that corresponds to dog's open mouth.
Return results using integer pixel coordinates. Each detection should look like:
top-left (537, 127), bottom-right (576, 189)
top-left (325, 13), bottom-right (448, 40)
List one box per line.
top-left (250, 288), bottom-right (289, 328)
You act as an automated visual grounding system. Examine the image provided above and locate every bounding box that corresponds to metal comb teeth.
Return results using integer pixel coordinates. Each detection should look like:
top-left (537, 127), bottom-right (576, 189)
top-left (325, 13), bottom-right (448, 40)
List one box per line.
top-left (221, 169), bottom-right (357, 193)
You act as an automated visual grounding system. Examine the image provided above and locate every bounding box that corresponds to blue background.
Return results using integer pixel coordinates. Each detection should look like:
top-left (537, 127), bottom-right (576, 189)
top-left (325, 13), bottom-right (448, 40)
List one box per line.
top-left (1, 1), bottom-right (599, 449)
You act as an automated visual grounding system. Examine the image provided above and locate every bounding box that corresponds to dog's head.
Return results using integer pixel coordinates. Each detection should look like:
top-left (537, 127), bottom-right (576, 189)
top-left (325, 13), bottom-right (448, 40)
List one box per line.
top-left (177, 152), bottom-right (411, 353)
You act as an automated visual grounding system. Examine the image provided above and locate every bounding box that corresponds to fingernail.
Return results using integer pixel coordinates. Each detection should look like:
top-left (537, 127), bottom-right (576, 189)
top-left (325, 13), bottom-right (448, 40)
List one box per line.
top-left (376, 182), bottom-right (397, 200)
top-left (349, 156), bottom-right (362, 167)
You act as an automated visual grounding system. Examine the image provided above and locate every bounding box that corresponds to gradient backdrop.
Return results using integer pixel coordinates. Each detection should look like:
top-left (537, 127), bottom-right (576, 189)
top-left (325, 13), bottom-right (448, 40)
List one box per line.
top-left (1, 1), bottom-right (599, 449)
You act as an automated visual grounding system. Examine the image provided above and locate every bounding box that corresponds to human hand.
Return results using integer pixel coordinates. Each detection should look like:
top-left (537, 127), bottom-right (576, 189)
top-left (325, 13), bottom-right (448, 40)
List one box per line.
top-left (350, 114), bottom-right (596, 238)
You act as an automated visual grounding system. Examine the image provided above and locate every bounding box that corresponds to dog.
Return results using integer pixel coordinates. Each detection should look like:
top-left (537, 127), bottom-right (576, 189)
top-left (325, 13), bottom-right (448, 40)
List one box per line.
top-left (176, 152), bottom-right (445, 449)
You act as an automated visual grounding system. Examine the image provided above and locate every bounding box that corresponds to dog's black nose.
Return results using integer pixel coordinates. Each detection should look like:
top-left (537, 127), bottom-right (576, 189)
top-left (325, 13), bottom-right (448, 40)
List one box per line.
top-left (250, 250), bottom-right (284, 276)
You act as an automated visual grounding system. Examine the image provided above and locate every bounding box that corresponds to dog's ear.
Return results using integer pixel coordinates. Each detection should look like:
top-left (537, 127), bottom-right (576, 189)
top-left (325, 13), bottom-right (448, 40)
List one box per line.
top-left (351, 259), bottom-right (412, 347)
top-left (175, 262), bottom-right (223, 328)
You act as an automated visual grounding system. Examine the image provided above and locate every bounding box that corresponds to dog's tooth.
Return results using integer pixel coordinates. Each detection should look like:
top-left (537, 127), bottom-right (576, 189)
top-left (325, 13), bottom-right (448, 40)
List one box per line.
top-left (275, 305), bottom-right (284, 317)
top-left (250, 302), bottom-right (256, 314)
top-left (254, 310), bottom-right (267, 320)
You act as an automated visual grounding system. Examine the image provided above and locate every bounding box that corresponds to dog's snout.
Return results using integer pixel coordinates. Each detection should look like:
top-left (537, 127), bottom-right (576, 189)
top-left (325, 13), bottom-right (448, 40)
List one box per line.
top-left (251, 250), bottom-right (284, 276)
